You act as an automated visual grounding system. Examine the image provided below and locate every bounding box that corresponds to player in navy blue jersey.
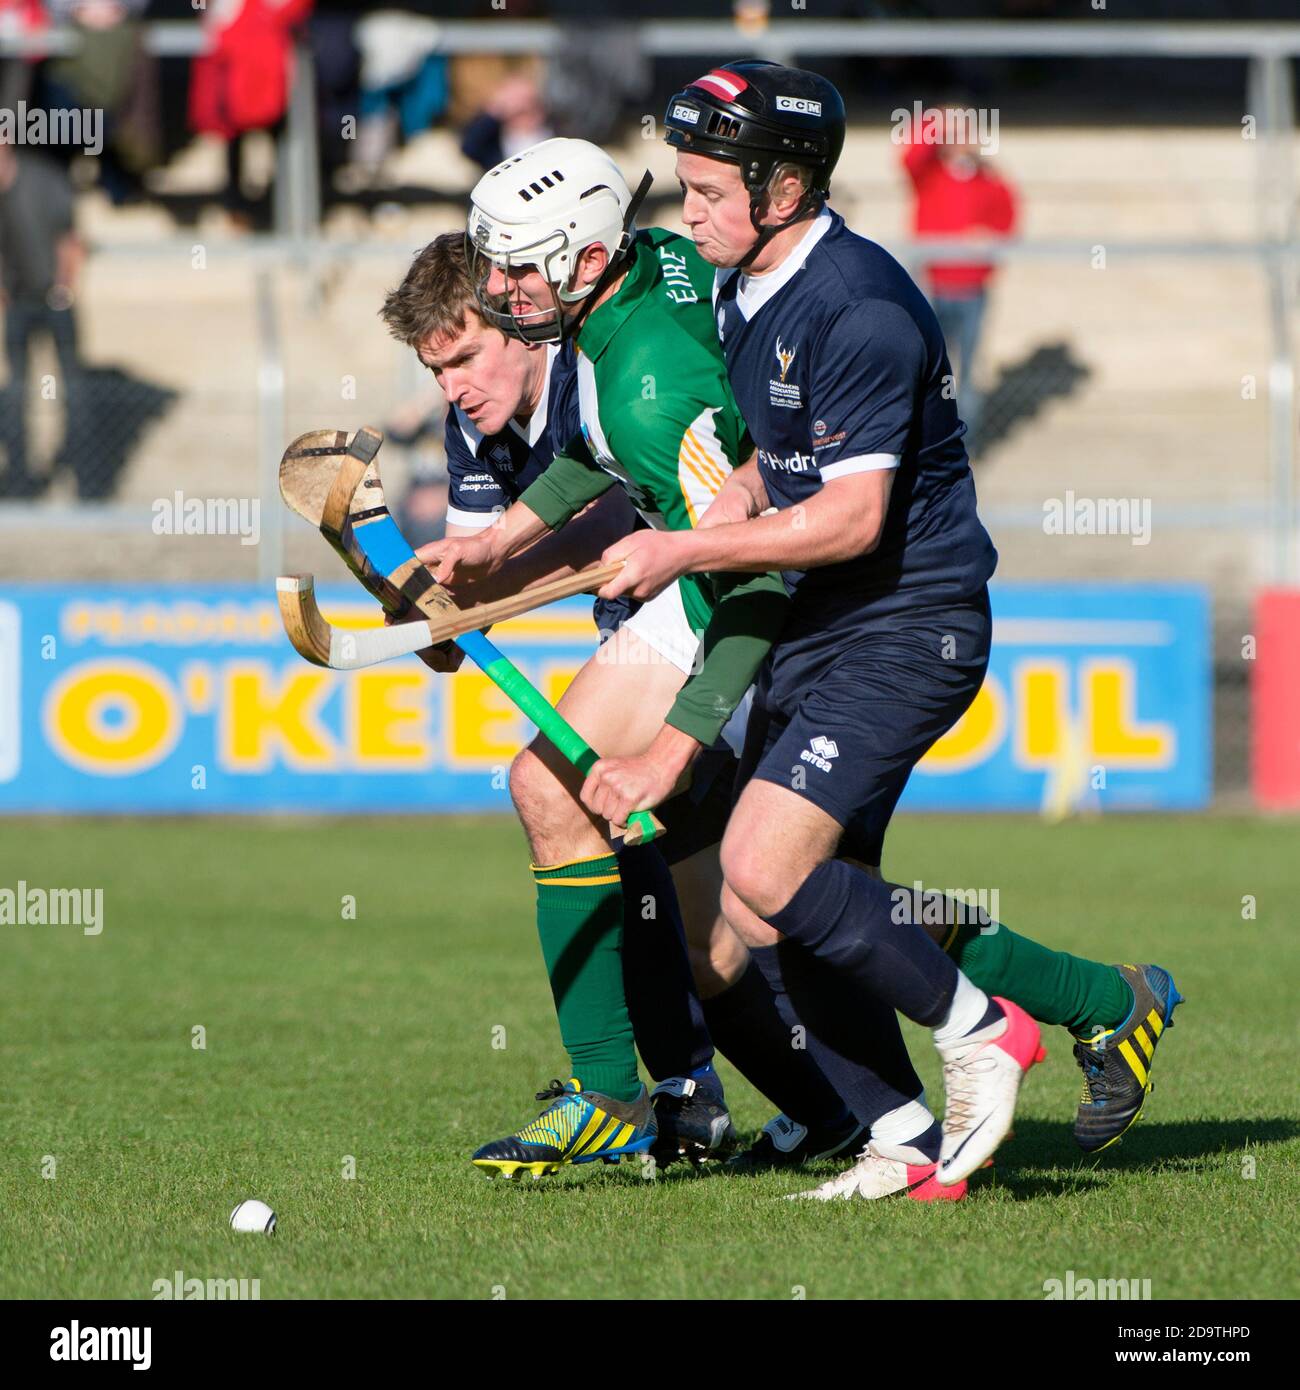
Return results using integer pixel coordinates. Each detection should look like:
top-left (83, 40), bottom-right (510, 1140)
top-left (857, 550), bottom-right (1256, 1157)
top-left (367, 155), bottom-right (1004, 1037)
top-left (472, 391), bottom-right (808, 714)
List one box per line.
top-left (590, 62), bottom-right (1183, 1196)
top-left (437, 285), bottom-right (638, 644)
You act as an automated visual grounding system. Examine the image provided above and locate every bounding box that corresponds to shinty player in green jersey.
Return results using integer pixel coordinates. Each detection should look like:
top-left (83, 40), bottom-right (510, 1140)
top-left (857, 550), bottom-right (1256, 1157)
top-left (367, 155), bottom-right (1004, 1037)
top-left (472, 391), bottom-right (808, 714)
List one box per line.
top-left (421, 138), bottom-right (825, 1178)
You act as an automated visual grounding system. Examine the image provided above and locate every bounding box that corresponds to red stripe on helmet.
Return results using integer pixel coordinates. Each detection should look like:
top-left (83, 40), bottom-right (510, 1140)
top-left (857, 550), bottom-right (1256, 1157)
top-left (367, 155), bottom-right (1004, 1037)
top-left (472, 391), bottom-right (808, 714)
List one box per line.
top-left (690, 69), bottom-right (749, 103)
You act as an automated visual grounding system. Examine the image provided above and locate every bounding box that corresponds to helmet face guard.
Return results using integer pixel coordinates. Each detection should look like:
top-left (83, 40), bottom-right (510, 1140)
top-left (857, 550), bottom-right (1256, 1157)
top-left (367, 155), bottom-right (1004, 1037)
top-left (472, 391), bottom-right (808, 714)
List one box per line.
top-left (465, 164), bottom-right (654, 344)
top-left (465, 223), bottom-right (574, 345)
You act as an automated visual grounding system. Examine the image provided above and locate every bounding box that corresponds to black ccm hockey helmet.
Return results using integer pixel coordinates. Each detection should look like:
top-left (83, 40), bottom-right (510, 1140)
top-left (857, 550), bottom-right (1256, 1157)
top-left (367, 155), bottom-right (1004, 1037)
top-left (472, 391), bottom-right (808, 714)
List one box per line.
top-left (664, 60), bottom-right (846, 216)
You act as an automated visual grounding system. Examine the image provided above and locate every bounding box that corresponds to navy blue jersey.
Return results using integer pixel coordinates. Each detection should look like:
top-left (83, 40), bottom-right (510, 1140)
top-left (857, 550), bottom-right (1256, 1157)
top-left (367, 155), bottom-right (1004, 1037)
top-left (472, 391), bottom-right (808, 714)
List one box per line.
top-left (442, 339), bottom-right (634, 637)
top-left (443, 342), bottom-right (580, 529)
top-left (714, 209), bottom-right (997, 665)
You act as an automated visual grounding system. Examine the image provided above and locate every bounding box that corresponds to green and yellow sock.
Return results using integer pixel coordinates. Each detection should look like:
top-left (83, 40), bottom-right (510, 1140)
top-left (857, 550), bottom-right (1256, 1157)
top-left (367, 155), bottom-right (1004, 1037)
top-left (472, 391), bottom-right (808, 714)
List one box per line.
top-left (942, 918), bottom-right (1132, 1039)
top-left (532, 852), bottom-right (641, 1102)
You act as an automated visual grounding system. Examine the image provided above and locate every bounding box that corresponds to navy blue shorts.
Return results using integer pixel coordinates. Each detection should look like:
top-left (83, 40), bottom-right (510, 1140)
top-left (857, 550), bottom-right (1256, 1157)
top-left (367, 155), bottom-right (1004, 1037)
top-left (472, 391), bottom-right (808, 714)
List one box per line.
top-left (734, 592), bottom-right (992, 867)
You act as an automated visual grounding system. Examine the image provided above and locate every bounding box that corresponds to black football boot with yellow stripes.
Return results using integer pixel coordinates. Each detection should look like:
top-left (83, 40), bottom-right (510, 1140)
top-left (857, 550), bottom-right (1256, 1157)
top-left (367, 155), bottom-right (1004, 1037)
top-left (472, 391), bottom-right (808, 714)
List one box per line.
top-left (1072, 964), bottom-right (1184, 1152)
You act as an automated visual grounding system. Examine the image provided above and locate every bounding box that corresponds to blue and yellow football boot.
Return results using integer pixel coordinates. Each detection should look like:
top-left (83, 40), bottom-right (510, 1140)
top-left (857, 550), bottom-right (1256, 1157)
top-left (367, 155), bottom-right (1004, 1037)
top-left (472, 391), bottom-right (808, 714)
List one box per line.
top-left (1072, 963), bottom-right (1185, 1152)
top-left (471, 1078), bottom-right (656, 1179)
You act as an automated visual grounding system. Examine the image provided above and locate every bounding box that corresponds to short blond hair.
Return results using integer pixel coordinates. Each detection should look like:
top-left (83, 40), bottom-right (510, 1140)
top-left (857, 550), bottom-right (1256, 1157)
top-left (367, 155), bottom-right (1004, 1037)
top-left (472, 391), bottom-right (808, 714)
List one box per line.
top-left (379, 232), bottom-right (481, 348)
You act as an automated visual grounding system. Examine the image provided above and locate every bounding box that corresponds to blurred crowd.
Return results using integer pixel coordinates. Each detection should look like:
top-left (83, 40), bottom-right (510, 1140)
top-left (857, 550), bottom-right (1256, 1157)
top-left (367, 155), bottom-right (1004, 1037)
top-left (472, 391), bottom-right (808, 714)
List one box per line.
top-left (0, 1), bottom-right (652, 500)
top-left (0, 2), bottom-right (651, 222)
top-left (0, 3), bottom-right (1020, 503)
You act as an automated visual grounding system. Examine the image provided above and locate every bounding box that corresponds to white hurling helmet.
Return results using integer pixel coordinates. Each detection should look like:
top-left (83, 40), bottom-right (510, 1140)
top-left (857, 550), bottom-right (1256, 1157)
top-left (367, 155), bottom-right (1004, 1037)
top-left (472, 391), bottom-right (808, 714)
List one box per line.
top-left (466, 137), bottom-right (642, 344)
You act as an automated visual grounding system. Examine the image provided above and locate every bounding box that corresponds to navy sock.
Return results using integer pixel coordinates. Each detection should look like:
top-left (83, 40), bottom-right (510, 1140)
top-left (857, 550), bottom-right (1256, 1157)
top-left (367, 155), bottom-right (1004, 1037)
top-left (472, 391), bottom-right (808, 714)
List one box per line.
top-left (617, 843), bottom-right (715, 1082)
top-left (905, 1120), bottom-right (943, 1163)
top-left (767, 860), bottom-right (959, 1026)
top-left (755, 942), bottom-right (924, 1131)
top-left (702, 956), bottom-right (850, 1129)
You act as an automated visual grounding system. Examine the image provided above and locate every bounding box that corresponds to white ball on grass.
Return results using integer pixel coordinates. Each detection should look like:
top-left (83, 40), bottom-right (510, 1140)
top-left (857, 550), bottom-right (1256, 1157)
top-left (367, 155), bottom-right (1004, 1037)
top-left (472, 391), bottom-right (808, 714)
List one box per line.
top-left (229, 1199), bottom-right (277, 1234)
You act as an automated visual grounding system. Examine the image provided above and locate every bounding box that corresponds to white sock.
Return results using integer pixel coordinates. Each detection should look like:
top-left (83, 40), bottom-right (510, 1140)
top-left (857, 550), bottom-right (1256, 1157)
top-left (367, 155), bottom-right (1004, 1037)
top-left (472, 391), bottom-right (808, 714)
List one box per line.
top-left (932, 971), bottom-right (992, 1046)
top-left (870, 1096), bottom-right (935, 1160)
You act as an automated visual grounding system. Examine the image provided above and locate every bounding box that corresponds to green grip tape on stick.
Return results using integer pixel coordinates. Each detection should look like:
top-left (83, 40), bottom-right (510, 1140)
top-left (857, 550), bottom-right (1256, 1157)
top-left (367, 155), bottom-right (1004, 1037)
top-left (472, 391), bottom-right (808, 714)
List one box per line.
top-left (472, 643), bottom-right (660, 846)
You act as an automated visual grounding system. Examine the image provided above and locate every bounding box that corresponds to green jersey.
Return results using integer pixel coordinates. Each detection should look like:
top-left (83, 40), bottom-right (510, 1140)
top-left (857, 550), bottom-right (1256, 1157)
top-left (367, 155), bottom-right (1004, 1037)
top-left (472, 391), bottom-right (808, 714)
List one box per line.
top-left (522, 229), bottom-right (788, 746)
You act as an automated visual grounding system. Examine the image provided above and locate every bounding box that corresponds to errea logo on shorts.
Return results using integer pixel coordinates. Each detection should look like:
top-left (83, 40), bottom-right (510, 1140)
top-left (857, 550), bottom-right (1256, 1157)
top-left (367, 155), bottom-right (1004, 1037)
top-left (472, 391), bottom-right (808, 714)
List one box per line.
top-left (777, 96), bottom-right (822, 115)
top-left (801, 736), bottom-right (839, 772)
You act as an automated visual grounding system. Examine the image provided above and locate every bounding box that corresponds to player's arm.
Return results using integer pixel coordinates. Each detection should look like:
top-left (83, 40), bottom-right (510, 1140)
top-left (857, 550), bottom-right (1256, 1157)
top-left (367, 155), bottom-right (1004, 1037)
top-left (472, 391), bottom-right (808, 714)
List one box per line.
top-left (581, 396), bottom-right (788, 823)
top-left (468, 487), bottom-right (638, 596)
top-left (684, 468), bottom-right (893, 572)
top-left (696, 449), bottom-right (767, 528)
top-left (603, 300), bottom-right (919, 593)
top-left (582, 568), bottom-right (788, 824)
top-left (418, 432), bottom-right (615, 584)
top-left (600, 470), bottom-right (890, 603)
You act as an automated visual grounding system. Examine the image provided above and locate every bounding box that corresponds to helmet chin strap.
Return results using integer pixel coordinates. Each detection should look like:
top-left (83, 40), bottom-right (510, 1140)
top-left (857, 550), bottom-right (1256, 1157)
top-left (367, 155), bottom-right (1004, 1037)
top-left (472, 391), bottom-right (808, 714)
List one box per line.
top-left (736, 189), bottom-right (825, 272)
top-left (465, 172), bottom-right (654, 346)
top-left (557, 169), bottom-right (654, 342)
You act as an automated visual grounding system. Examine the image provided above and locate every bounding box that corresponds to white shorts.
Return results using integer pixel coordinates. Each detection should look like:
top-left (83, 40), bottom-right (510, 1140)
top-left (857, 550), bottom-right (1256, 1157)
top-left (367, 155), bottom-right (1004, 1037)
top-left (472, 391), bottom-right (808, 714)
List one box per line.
top-left (622, 581), bottom-right (753, 759)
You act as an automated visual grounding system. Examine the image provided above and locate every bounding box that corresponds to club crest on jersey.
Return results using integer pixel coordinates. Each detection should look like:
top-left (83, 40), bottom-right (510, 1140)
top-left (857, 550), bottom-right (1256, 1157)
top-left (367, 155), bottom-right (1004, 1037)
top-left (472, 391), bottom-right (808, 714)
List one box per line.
top-left (770, 336), bottom-right (801, 408)
top-left (800, 735), bottom-right (839, 772)
top-left (775, 337), bottom-right (796, 381)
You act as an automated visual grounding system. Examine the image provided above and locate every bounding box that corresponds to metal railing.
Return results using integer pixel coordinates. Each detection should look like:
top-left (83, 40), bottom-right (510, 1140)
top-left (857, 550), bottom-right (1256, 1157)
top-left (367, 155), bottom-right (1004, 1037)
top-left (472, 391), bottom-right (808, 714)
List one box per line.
top-left (0, 17), bottom-right (1295, 582)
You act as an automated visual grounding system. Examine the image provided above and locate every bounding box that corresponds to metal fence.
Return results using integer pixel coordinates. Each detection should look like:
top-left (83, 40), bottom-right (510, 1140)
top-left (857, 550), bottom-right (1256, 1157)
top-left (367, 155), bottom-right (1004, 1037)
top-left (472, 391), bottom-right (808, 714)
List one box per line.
top-left (0, 17), bottom-right (1296, 592)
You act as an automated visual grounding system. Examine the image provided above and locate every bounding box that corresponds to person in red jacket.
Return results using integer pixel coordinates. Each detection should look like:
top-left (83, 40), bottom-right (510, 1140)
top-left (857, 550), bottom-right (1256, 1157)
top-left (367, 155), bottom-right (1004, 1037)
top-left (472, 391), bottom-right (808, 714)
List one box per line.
top-left (900, 104), bottom-right (1017, 449)
top-left (189, 0), bottom-right (314, 227)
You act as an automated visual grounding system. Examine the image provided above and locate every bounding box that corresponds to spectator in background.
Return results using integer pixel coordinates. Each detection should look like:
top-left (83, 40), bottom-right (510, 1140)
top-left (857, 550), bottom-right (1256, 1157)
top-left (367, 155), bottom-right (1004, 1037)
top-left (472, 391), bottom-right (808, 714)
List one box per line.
top-left (544, 20), bottom-right (647, 145)
top-left (0, 138), bottom-right (86, 499)
top-left (459, 69), bottom-right (551, 172)
top-left (901, 102), bottom-right (1018, 450)
top-left (0, 2), bottom-right (48, 39)
top-left (307, 0), bottom-right (360, 202)
top-left (348, 9), bottom-right (446, 186)
top-left (41, 0), bottom-right (160, 204)
top-left (189, 0), bottom-right (314, 229)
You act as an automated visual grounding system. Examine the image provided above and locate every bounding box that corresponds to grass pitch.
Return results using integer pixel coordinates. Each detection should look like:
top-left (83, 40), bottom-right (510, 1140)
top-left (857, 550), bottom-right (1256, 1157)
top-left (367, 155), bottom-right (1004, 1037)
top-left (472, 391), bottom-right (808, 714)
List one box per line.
top-left (1, 814), bottom-right (1295, 1301)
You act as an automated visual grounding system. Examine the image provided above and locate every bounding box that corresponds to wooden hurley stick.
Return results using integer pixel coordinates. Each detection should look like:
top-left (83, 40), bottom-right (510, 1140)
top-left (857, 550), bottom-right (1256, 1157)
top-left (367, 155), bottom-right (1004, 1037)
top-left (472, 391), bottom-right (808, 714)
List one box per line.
top-left (276, 427), bottom-right (661, 847)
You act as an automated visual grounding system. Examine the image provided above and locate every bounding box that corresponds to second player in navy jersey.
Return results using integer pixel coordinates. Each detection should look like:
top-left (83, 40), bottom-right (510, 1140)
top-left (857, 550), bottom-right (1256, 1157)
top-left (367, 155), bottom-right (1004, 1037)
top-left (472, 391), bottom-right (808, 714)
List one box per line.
top-left (441, 335), bottom-right (636, 637)
top-left (598, 61), bottom-right (1047, 1196)
top-left (442, 339), bottom-right (575, 528)
top-left (713, 205), bottom-right (996, 655)
top-left (597, 61), bottom-right (1181, 1195)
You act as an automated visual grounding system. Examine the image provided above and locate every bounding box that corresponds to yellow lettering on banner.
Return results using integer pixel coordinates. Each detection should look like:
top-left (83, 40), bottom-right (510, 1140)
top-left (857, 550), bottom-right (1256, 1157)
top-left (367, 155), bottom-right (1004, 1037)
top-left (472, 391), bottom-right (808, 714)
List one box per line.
top-left (44, 659), bottom-right (181, 775)
top-left (1014, 660), bottom-right (1071, 768)
top-left (182, 661), bottom-right (213, 713)
top-left (1083, 659), bottom-right (1173, 767)
top-left (222, 663), bottom-right (336, 770)
top-left (448, 671), bottom-right (520, 764)
top-left (917, 674), bottom-right (1005, 774)
top-left (351, 671), bottom-right (431, 767)
top-left (62, 605), bottom-right (93, 642)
